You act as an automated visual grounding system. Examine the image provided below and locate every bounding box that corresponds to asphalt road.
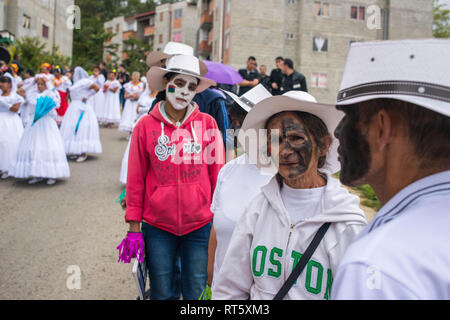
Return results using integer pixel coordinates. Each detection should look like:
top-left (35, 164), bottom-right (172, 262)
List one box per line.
top-left (0, 128), bottom-right (136, 300)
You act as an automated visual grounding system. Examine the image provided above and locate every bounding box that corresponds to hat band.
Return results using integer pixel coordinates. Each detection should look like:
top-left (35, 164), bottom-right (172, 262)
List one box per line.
top-left (338, 81), bottom-right (450, 103)
top-left (240, 97), bottom-right (255, 108)
top-left (167, 68), bottom-right (201, 78)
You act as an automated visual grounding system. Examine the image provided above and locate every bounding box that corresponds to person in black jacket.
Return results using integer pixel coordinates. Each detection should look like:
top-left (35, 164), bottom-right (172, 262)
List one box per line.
top-left (270, 56), bottom-right (284, 95)
top-left (118, 64), bottom-right (130, 109)
top-left (280, 58), bottom-right (308, 94)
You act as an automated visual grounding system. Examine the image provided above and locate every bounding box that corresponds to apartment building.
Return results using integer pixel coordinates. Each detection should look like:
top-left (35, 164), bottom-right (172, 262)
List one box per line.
top-left (198, 0), bottom-right (433, 103)
top-left (0, 0), bottom-right (74, 57)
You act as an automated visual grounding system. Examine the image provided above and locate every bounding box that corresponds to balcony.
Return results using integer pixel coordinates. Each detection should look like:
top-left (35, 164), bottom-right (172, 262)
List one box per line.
top-left (199, 40), bottom-right (212, 54)
top-left (208, 29), bottom-right (213, 44)
top-left (123, 31), bottom-right (136, 41)
top-left (200, 11), bottom-right (213, 29)
top-left (144, 25), bottom-right (155, 36)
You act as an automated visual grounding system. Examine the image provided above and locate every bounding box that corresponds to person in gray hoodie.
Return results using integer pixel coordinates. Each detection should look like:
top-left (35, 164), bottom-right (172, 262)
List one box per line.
top-left (212, 91), bottom-right (367, 300)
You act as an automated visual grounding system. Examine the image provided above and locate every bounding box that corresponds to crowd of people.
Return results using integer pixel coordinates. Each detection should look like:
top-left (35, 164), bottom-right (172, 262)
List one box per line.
top-left (1, 38), bottom-right (449, 301)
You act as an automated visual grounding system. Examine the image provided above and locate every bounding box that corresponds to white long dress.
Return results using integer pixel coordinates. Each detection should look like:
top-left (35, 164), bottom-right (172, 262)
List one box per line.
top-left (60, 78), bottom-right (102, 155)
top-left (119, 93), bottom-right (155, 184)
top-left (118, 82), bottom-right (144, 133)
top-left (98, 80), bottom-right (121, 124)
top-left (10, 90), bottom-right (70, 179)
top-left (0, 92), bottom-right (25, 174)
top-left (89, 74), bottom-right (105, 120)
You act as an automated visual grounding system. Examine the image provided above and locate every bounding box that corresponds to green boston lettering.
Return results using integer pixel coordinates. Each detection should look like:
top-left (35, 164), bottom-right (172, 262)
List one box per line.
top-left (305, 260), bottom-right (324, 295)
top-left (252, 246), bottom-right (267, 277)
top-left (324, 269), bottom-right (333, 300)
top-left (268, 247), bottom-right (283, 278)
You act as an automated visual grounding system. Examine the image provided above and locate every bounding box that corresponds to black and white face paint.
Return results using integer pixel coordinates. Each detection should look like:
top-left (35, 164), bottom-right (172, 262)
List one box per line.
top-left (166, 74), bottom-right (198, 111)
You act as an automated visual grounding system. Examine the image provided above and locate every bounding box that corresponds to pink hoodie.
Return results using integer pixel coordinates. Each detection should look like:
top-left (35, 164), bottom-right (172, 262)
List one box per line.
top-left (125, 101), bottom-right (225, 236)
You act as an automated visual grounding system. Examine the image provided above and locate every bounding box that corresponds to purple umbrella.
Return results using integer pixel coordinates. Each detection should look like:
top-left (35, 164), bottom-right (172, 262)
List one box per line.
top-left (203, 61), bottom-right (243, 85)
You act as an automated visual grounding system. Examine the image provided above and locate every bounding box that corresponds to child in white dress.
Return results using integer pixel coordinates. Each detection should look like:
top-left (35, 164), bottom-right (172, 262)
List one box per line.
top-left (118, 72), bottom-right (144, 137)
top-left (98, 71), bottom-right (121, 127)
top-left (0, 75), bottom-right (25, 180)
top-left (90, 66), bottom-right (106, 122)
top-left (11, 77), bottom-right (70, 185)
top-left (119, 87), bottom-right (157, 184)
top-left (60, 67), bottom-right (102, 163)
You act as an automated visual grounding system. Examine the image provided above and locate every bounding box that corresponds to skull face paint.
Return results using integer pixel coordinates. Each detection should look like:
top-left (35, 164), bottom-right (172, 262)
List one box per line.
top-left (267, 112), bottom-right (315, 181)
top-left (166, 74), bottom-right (198, 111)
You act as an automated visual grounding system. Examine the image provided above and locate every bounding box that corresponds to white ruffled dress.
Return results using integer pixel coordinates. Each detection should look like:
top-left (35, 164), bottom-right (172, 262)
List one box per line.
top-left (60, 78), bottom-right (102, 155)
top-left (10, 90), bottom-right (70, 179)
top-left (0, 92), bottom-right (25, 173)
top-left (118, 82), bottom-right (144, 133)
top-left (98, 80), bottom-right (121, 124)
top-left (89, 74), bottom-right (105, 121)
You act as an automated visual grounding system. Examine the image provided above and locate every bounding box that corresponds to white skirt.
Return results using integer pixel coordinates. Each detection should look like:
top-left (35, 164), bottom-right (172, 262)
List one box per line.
top-left (118, 99), bottom-right (138, 133)
top-left (10, 116), bottom-right (70, 179)
top-left (60, 100), bottom-right (102, 155)
top-left (90, 91), bottom-right (105, 120)
top-left (119, 138), bottom-right (131, 185)
top-left (98, 92), bottom-right (121, 124)
top-left (0, 112), bottom-right (24, 172)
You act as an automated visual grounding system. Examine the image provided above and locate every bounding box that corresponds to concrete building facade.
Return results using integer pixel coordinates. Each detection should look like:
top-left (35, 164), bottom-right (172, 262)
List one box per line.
top-left (0, 0), bottom-right (74, 57)
top-left (199, 0), bottom-right (433, 103)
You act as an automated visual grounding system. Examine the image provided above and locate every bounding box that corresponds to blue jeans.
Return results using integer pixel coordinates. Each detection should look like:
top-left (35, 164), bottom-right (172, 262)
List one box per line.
top-left (142, 222), bottom-right (211, 300)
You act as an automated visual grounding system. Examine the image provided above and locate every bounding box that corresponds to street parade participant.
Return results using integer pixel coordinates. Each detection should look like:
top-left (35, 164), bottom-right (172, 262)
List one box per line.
top-left (117, 54), bottom-right (224, 300)
top-left (99, 70), bottom-right (122, 128)
top-left (0, 74), bottom-right (24, 180)
top-left (207, 84), bottom-right (273, 291)
top-left (331, 39), bottom-right (450, 300)
top-left (118, 71), bottom-right (144, 138)
top-left (89, 65), bottom-right (106, 121)
top-left (38, 63), bottom-right (55, 90)
top-left (119, 84), bottom-right (157, 185)
top-left (53, 67), bottom-right (72, 125)
top-left (11, 76), bottom-right (70, 185)
top-left (18, 69), bottom-right (38, 127)
top-left (60, 67), bottom-right (102, 163)
top-left (212, 91), bottom-right (367, 300)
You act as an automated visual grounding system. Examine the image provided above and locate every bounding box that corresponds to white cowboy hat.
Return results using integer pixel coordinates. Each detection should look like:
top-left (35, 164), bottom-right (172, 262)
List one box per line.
top-left (239, 91), bottom-right (344, 174)
top-left (146, 42), bottom-right (208, 76)
top-left (337, 39), bottom-right (450, 117)
top-left (223, 84), bottom-right (272, 113)
top-left (147, 54), bottom-right (216, 93)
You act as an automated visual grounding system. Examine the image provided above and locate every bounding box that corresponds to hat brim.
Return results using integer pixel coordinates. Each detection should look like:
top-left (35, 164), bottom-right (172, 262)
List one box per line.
top-left (147, 52), bottom-right (209, 77)
top-left (336, 94), bottom-right (450, 118)
top-left (222, 90), bottom-right (252, 113)
top-left (147, 66), bottom-right (216, 94)
top-left (239, 95), bottom-right (343, 174)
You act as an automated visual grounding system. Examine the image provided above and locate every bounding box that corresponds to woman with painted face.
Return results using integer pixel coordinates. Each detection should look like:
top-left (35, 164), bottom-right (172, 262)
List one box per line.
top-left (11, 76), bottom-right (70, 185)
top-left (117, 55), bottom-right (224, 300)
top-left (212, 91), bottom-right (367, 300)
top-left (60, 67), bottom-right (102, 163)
top-left (0, 74), bottom-right (24, 180)
top-left (118, 71), bottom-right (144, 138)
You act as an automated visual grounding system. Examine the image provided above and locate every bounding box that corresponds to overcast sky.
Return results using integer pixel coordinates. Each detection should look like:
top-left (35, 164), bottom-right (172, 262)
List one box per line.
top-left (439, 0), bottom-right (450, 8)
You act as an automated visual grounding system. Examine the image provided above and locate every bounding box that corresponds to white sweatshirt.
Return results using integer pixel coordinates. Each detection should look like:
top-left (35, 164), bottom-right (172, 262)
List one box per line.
top-left (212, 173), bottom-right (367, 300)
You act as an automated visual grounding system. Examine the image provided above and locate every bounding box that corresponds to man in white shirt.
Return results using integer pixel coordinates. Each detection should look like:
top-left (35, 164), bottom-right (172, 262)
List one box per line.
top-left (331, 39), bottom-right (450, 299)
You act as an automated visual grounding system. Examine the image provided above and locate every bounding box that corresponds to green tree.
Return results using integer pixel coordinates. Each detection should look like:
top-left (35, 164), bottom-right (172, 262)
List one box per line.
top-left (122, 38), bottom-right (151, 74)
top-left (433, 0), bottom-right (450, 38)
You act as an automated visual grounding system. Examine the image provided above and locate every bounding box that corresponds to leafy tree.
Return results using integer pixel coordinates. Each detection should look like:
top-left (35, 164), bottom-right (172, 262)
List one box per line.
top-left (433, 0), bottom-right (450, 38)
top-left (122, 38), bottom-right (151, 74)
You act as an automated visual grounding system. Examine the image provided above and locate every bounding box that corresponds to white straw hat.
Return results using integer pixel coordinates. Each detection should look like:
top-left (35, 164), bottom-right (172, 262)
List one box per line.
top-left (337, 39), bottom-right (450, 117)
top-left (147, 54), bottom-right (216, 93)
top-left (223, 84), bottom-right (272, 113)
top-left (146, 42), bottom-right (208, 76)
top-left (240, 91), bottom-right (344, 174)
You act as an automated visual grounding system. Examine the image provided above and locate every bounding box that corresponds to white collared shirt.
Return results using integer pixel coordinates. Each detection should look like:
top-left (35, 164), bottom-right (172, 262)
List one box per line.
top-left (332, 170), bottom-right (450, 300)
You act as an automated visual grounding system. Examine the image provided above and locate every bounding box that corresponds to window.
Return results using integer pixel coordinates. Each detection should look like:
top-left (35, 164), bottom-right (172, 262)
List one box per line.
top-left (22, 15), bottom-right (31, 29)
top-left (160, 12), bottom-right (164, 22)
top-left (287, 0), bottom-right (296, 3)
top-left (173, 31), bottom-right (182, 42)
top-left (351, 6), bottom-right (365, 20)
top-left (174, 8), bottom-right (183, 19)
top-left (286, 33), bottom-right (296, 40)
top-left (116, 24), bottom-right (120, 33)
top-left (42, 24), bottom-right (49, 38)
top-left (314, 2), bottom-right (329, 17)
top-left (225, 0), bottom-right (231, 14)
top-left (159, 34), bottom-right (163, 44)
top-left (313, 37), bottom-right (328, 52)
top-left (311, 72), bottom-right (328, 89)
